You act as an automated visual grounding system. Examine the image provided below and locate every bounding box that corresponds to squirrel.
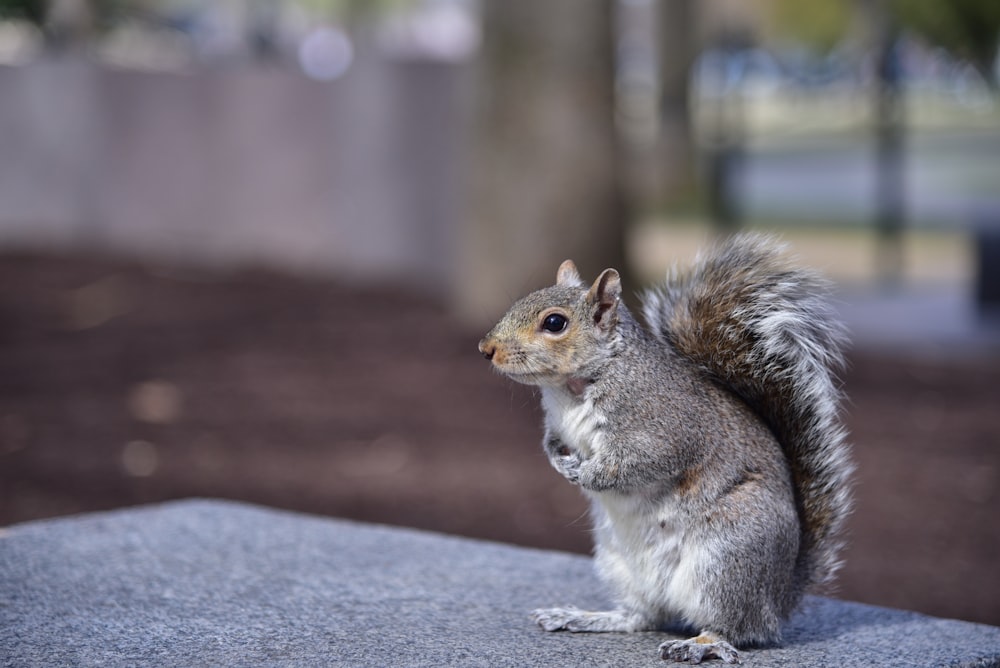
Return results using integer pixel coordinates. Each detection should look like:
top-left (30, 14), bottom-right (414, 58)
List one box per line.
top-left (478, 233), bottom-right (853, 664)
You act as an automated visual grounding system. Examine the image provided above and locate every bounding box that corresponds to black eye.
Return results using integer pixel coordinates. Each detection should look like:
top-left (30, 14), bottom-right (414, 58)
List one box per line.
top-left (541, 313), bottom-right (568, 333)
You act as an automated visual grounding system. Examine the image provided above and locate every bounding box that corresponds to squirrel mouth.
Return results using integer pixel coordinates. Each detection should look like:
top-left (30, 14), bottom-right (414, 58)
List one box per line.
top-left (493, 366), bottom-right (547, 386)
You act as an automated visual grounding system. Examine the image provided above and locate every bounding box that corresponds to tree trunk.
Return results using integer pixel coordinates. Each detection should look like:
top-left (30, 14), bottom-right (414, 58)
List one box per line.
top-left (454, 0), bottom-right (625, 326)
top-left (656, 0), bottom-right (699, 206)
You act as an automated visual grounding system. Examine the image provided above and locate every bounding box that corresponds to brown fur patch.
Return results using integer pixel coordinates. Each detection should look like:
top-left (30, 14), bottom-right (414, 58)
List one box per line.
top-left (675, 465), bottom-right (702, 496)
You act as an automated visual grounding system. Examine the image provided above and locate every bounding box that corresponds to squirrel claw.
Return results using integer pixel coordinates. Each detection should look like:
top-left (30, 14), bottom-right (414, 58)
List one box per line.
top-left (659, 637), bottom-right (741, 664)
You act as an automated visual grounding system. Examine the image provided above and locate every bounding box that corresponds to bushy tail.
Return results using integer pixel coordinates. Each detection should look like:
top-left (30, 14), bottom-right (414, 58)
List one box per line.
top-left (642, 233), bottom-right (853, 590)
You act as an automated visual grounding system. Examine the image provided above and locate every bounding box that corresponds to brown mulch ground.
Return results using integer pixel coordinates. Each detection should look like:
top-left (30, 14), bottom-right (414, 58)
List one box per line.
top-left (1, 252), bottom-right (998, 628)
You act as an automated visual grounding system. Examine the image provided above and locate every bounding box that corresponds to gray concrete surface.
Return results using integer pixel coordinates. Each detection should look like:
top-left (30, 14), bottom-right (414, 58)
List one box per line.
top-left (2, 499), bottom-right (1000, 667)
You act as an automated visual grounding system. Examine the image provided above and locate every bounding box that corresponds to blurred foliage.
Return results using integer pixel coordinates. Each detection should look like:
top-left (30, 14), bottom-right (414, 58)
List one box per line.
top-left (765, 0), bottom-right (998, 86)
top-left (0, 0), bottom-right (416, 28)
top-left (0, 0), bottom-right (129, 32)
top-left (769, 0), bottom-right (852, 53)
top-left (296, 0), bottom-right (414, 20)
top-left (0, 0), bottom-right (45, 23)
top-left (893, 0), bottom-right (1000, 85)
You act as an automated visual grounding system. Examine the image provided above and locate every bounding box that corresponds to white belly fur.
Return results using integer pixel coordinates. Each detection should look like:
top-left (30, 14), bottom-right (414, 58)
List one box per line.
top-left (589, 490), bottom-right (707, 627)
top-left (541, 386), bottom-right (708, 626)
top-left (540, 387), bottom-right (605, 458)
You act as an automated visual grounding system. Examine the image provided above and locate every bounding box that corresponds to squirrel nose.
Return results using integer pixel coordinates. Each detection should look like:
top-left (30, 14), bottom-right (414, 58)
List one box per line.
top-left (478, 339), bottom-right (495, 361)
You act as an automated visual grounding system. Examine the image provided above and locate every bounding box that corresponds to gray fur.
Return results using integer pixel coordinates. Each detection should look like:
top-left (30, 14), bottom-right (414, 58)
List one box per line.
top-left (478, 234), bottom-right (853, 664)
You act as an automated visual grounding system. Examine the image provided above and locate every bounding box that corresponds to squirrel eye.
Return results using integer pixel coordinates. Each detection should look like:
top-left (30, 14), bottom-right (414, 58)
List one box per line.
top-left (541, 313), bottom-right (568, 333)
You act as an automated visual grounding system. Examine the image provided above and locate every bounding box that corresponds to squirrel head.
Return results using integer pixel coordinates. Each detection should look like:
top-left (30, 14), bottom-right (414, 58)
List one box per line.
top-left (478, 260), bottom-right (623, 389)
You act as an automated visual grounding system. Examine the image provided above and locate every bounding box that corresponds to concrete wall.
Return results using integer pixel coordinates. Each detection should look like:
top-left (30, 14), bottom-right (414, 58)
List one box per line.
top-left (0, 51), bottom-right (463, 291)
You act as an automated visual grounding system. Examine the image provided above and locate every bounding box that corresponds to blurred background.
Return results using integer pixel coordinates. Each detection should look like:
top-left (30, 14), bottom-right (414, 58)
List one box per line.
top-left (1, 0), bottom-right (998, 629)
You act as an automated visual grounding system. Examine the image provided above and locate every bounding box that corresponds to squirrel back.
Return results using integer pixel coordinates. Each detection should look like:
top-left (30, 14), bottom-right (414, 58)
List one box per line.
top-left (641, 233), bottom-right (853, 590)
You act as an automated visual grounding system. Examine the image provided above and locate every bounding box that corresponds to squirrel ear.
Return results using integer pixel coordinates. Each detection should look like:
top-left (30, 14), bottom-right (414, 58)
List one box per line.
top-left (556, 260), bottom-right (583, 287)
top-left (587, 268), bottom-right (621, 330)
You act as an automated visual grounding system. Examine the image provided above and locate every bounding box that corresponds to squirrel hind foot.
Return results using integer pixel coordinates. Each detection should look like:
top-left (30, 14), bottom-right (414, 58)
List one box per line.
top-left (659, 634), bottom-right (741, 664)
top-left (530, 607), bottom-right (649, 633)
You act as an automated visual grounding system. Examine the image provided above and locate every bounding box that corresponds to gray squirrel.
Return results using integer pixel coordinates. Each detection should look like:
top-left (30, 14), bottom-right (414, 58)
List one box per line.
top-left (478, 234), bottom-right (853, 664)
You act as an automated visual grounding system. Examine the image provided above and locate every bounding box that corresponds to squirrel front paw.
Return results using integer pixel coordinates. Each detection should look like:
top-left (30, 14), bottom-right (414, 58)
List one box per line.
top-left (544, 437), bottom-right (582, 483)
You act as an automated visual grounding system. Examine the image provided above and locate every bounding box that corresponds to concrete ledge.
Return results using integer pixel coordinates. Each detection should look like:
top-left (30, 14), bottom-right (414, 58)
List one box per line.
top-left (3, 500), bottom-right (999, 667)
